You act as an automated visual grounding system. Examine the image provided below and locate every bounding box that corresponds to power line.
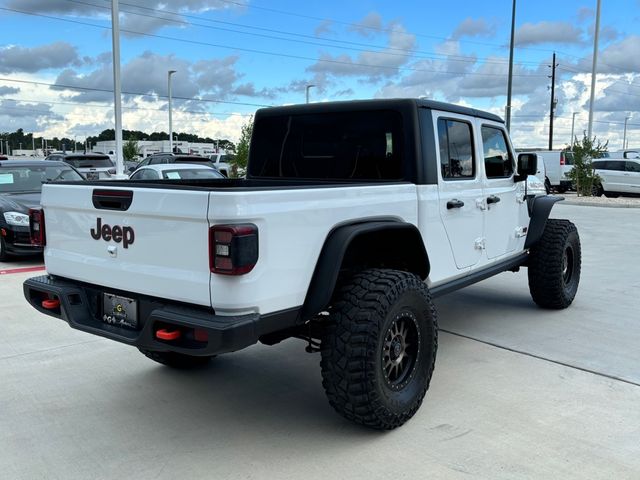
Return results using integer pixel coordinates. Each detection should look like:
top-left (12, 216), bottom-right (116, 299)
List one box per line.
top-left (191, 0), bottom-right (562, 54)
top-left (0, 6), bottom-right (548, 79)
top-left (1, 97), bottom-right (254, 117)
top-left (66, 0), bottom-right (542, 69)
top-left (0, 77), bottom-right (269, 108)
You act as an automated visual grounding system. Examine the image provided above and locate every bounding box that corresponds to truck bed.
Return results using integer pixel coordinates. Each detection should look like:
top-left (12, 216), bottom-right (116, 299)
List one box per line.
top-left (40, 180), bottom-right (418, 315)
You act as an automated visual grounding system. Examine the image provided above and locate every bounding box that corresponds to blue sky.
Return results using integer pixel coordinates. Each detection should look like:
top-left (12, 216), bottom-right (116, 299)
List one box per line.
top-left (1, 0), bottom-right (639, 148)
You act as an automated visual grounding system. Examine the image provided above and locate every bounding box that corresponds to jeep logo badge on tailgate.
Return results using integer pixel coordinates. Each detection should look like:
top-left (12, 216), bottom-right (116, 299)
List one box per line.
top-left (91, 218), bottom-right (135, 248)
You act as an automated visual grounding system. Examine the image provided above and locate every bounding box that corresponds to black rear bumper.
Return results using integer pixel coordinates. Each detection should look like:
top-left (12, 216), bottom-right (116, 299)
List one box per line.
top-left (23, 275), bottom-right (298, 356)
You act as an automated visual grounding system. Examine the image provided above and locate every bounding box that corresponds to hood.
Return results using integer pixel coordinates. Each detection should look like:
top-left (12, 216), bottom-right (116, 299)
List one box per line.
top-left (0, 191), bottom-right (42, 213)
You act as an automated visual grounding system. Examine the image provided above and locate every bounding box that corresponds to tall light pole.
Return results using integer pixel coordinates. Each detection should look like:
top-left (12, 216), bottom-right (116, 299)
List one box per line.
top-left (570, 112), bottom-right (578, 149)
top-left (305, 84), bottom-right (315, 104)
top-left (623, 115), bottom-right (631, 150)
top-left (111, 0), bottom-right (125, 177)
top-left (505, 0), bottom-right (517, 132)
top-left (587, 0), bottom-right (602, 139)
top-left (168, 70), bottom-right (176, 153)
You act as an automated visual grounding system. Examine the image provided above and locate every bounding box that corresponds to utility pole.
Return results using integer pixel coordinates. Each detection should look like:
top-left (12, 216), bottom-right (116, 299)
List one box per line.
top-left (570, 112), bottom-right (578, 149)
top-left (505, 0), bottom-right (517, 132)
top-left (548, 52), bottom-right (558, 150)
top-left (623, 115), bottom-right (630, 149)
top-left (588, 0), bottom-right (602, 139)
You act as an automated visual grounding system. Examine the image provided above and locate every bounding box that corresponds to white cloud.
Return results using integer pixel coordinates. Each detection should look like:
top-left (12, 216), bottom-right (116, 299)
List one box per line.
top-left (348, 12), bottom-right (383, 38)
top-left (516, 21), bottom-right (584, 46)
top-left (0, 42), bottom-right (80, 74)
top-left (308, 15), bottom-right (417, 82)
top-left (452, 18), bottom-right (497, 39)
top-left (5, 0), bottom-right (249, 35)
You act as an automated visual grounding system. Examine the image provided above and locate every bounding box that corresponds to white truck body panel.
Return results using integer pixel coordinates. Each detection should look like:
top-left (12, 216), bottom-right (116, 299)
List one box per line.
top-left (42, 183), bottom-right (418, 315)
top-left (207, 184), bottom-right (417, 315)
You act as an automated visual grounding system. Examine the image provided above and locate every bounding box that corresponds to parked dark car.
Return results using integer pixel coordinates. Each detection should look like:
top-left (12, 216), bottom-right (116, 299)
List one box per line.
top-left (0, 160), bottom-right (83, 260)
top-left (131, 153), bottom-right (216, 173)
top-left (45, 152), bottom-right (115, 180)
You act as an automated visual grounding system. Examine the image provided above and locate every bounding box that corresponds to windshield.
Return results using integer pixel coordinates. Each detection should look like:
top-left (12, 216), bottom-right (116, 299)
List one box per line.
top-left (161, 168), bottom-right (223, 180)
top-left (0, 165), bottom-right (83, 193)
top-left (64, 156), bottom-right (113, 169)
top-left (220, 154), bottom-right (235, 163)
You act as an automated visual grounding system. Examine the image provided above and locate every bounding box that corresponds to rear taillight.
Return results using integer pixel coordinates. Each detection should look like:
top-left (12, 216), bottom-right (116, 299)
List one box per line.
top-left (209, 224), bottom-right (258, 275)
top-left (29, 208), bottom-right (46, 246)
top-left (560, 153), bottom-right (565, 165)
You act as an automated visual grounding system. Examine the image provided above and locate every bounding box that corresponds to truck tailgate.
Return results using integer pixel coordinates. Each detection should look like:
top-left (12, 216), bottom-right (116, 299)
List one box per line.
top-left (42, 184), bottom-right (212, 307)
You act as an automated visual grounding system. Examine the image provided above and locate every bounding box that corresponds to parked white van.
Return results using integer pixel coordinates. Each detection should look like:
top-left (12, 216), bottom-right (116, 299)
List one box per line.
top-left (592, 158), bottom-right (640, 197)
top-left (523, 150), bottom-right (573, 192)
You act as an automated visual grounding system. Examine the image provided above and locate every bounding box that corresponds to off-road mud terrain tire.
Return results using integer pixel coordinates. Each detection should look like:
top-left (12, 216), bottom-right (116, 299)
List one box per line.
top-left (138, 349), bottom-right (213, 368)
top-left (321, 269), bottom-right (438, 430)
top-left (528, 219), bottom-right (581, 309)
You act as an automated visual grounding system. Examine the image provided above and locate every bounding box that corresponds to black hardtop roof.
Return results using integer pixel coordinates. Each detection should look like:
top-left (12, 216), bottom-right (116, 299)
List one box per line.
top-left (255, 98), bottom-right (503, 123)
top-left (0, 159), bottom-right (69, 167)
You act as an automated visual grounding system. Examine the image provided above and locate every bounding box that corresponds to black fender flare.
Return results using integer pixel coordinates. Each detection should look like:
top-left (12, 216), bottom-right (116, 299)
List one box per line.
top-left (524, 196), bottom-right (564, 249)
top-left (300, 221), bottom-right (430, 320)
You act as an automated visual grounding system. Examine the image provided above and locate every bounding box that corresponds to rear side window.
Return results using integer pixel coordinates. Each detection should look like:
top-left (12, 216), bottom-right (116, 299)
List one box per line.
top-left (249, 110), bottom-right (404, 180)
top-left (608, 161), bottom-right (626, 171)
top-left (437, 118), bottom-right (475, 179)
top-left (626, 161), bottom-right (640, 173)
top-left (481, 126), bottom-right (514, 178)
top-left (592, 161), bottom-right (606, 169)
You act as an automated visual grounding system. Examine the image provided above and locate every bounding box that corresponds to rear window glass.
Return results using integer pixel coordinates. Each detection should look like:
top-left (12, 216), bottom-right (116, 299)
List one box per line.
top-left (64, 156), bottom-right (113, 168)
top-left (249, 110), bottom-right (404, 180)
top-left (161, 169), bottom-right (223, 179)
top-left (563, 151), bottom-right (574, 165)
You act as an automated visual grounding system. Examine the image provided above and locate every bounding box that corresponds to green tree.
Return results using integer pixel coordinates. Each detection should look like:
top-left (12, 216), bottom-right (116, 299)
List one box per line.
top-left (123, 138), bottom-right (140, 162)
top-left (566, 133), bottom-right (608, 196)
top-left (231, 116), bottom-right (253, 177)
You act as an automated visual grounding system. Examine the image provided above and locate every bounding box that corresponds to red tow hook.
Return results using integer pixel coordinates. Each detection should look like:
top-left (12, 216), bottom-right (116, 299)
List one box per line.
top-left (41, 298), bottom-right (61, 310)
top-left (156, 329), bottom-right (181, 341)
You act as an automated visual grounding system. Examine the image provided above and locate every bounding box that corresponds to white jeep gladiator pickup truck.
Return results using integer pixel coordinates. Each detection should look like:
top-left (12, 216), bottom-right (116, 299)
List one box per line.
top-left (24, 99), bottom-right (581, 429)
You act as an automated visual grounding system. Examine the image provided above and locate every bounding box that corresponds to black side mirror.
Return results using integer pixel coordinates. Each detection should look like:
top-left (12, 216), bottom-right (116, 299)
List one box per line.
top-left (515, 153), bottom-right (537, 182)
top-left (128, 166), bottom-right (136, 172)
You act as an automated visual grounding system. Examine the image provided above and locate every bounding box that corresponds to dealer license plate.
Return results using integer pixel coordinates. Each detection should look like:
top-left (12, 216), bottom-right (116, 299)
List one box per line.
top-left (102, 293), bottom-right (138, 329)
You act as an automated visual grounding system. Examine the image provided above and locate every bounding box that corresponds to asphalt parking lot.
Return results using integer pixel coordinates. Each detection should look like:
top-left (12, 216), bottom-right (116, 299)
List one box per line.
top-left (1, 203), bottom-right (639, 480)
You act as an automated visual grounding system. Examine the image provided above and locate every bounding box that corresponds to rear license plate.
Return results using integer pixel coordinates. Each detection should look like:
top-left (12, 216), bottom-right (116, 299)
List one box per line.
top-left (86, 171), bottom-right (99, 180)
top-left (103, 293), bottom-right (138, 329)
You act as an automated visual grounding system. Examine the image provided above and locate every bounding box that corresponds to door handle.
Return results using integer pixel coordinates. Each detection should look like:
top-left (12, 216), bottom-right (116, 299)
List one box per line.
top-left (447, 199), bottom-right (465, 209)
top-left (487, 195), bottom-right (501, 204)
